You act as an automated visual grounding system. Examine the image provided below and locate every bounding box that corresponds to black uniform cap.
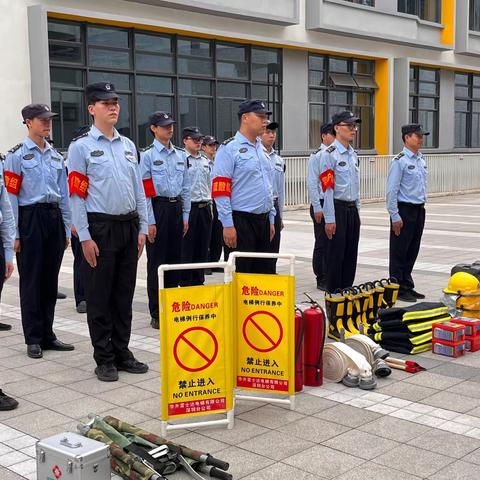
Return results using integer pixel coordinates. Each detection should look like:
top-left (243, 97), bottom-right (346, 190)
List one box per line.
top-left (85, 82), bottom-right (119, 101)
top-left (182, 126), bottom-right (204, 140)
top-left (202, 135), bottom-right (219, 146)
top-left (149, 111), bottom-right (175, 127)
top-left (320, 122), bottom-right (334, 136)
top-left (21, 104), bottom-right (57, 122)
top-left (238, 99), bottom-right (272, 116)
top-left (401, 123), bottom-right (430, 136)
top-left (266, 121), bottom-right (279, 131)
top-left (332, 110), bottom-right (361, 126)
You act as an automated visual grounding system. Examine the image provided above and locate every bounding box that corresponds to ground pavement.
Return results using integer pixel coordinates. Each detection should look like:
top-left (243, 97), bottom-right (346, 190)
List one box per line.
top-left (1, 193), bottom-right (480, 479)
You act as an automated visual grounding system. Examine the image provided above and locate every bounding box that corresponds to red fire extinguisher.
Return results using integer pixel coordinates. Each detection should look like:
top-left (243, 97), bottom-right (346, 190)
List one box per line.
top-left (303, 293), bottom-right (326, 387)
top-left (294, 307), bottom-right (306, 392)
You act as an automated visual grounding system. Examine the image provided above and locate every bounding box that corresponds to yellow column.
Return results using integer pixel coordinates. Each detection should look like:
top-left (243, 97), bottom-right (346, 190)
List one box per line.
top-left (374, 58), bottom-right (389, 155)
top-left (441, 0), bottom-right (455, 47)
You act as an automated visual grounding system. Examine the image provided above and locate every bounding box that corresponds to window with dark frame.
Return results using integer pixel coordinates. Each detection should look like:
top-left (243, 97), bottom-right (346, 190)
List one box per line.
top-left (409, 66), bottom-right (439, 148)
top-left (470, 0), bottom-right (480, 32)
top-left (308, 53), bottom-right (376, 150)
top-left (455, 72), bottom-right (480, 148)
top-left (342, 0), bottom-right (375, 6)
top-left (397, 0), bottom-right (441, 23)
top-left (48, 19), bottom-right (282, 149)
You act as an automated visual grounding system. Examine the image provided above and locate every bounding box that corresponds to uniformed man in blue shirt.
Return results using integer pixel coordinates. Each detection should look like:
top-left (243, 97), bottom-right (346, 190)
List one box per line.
top-left (202, 135), bottom-right (223, 268)
top-left (318, 111), bottom-right (361, 292)
top-left (68, 82), bottom-right (149, 381)
top-left (212, 99), bottom-right (275, 274)
top-left (140, 112), bottom-right (190, 329)
top-left (0, 157), bottom-right (17, 410)
top-left (307, 122), bottom-right (335, 290)
top-left (387, 124), bottom-right (429, 303)
top-left (260, 121), bottom-right (284, 274)
top-left (5, 104), bottom-right (74, 359)
top-left (180, 126), bottom-right (212, 286)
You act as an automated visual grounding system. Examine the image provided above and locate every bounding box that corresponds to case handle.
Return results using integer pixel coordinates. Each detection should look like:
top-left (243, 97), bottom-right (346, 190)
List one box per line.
top-left (60, 437), bottom-right (82, 449)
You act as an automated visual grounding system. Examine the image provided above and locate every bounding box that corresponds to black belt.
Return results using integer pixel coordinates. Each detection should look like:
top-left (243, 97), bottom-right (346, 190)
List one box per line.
top-left (334, 200), bottom-right (357, 208)
top-left (20, 202), bottom-right (59, 210)
top-left (87, 211), bottom-right (138, 222)
top-left (398, 201), bottom-right (425, 208)
top-left (273, 198), bottom-right (279, 207)
top-left (191, 201), bottom-right (211, 208)
top-left (155, 196), bottom-right (181, 203)
top-left (233, 210), bottom-right (269, 221)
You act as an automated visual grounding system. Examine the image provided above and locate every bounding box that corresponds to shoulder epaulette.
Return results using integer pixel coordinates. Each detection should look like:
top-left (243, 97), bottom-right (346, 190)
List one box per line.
top-left (70, 131), bottom-right (89, 143)
top-left (394, 152), bottom-right (405, 160)
top-left (326, 145), bottom-right (336, 153)
top-left (8, 143), bottom-right (22, 154)
top-left (222, 137), bottom-right (235, 146)
top-left (0, 153), bottom-right (4, 162)
top-left (140, 144), bottom-right (154, 153)
top-left (312, 147), bottom-right (321, 155)
top-left (175, 146), bottom-right (185, 152)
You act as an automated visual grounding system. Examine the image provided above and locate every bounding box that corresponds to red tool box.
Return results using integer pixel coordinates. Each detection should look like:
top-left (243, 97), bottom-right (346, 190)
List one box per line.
top-left (432, 322), bottom-right (465, 343)
top-left (451, 317), bottom-right (480, 337)
top-left (432, 339), bottom-right (466, 358)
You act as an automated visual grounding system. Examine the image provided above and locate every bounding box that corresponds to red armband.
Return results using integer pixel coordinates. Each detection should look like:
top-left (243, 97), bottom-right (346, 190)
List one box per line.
top-left (319, 169), bottom-right (335, 192)
top-left (68, 171), bottom-right (89, 199)
top-left (142, 177), bottom-right (156, 198)
top-left (212, 176), bottom-right (232, 198)
top-left (4, 171), bottom-right (22, 195)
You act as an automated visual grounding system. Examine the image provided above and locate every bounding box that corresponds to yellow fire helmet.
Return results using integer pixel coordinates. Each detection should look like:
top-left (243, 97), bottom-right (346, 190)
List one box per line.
top-left (443, 271), bottom-right (480, 294)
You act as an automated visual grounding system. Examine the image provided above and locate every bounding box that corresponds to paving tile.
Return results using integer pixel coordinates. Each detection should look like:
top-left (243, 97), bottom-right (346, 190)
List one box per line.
top-left (242, 462), bottom-right (324, 480)
top-left (199, 419), bottom-right (269, 445)
top-left (51, 396), bottom-right (117, 419)
top-left (0, 466), bottom-right (26, 480)
top-left (335, 462), bottom-right (422, 480)
top-left (8, 458), bottom-right (36, 476)
top-left (238, 430), bottom-right (315, 461)
top-left (3, 435), bottom-right (37, 450)
top-left (68, 378), bottom-right (128, 394)
top-left (211, 445), bottom-right (274, 479)
top-left (0, 450), bottom-right (31, 467)
top-left (446, 380), bottom-right (480, 399)
top-left (172, 432), bottom-right (229, 454)
top-left (96, 384), bottom-right (158, 406)
top-left (359, 416), bottom-right (431, 442)
top-left (430, 363), bottom-right (480, 379)
top-left (124, 396), bottom-right (161, 417)
top-left (426, 460), bottom-right (480, 480)
top-left (314, 404), bottom-right (381, 428)
top-left (403, 371), bottom-right (465, 389)
top-left (376, 382), bottom-right (437, 402)
top-left (408, 429), bottom-right (480, 458)
top-left (3, 410), bottom-right (72, 436)
top-left (278, 416), bottom-right (350, 443)
top-left (323, 430), bottom-right (399, 460)
top-left (421, 391), bottom-right (480, 413)
top-left (236, 405), bottom-right (305, 429)
top-left (372, 444), bottom-right (453, 478)
top-left (279, 393), bottom-right (337, 415)
top-left (283, 445), bottom-right (365, 479)
top-left (24, 386), bottom-right (85, 407)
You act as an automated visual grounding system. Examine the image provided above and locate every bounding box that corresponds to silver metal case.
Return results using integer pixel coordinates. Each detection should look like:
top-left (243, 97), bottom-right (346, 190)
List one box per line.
top-left (36, 432), bottom-right (110, 480)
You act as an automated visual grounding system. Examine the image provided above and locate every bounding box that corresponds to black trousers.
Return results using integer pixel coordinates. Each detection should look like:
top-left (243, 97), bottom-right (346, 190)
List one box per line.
top-left (17, 204), bottom-right (65, 346)
top-left (83, 212), bottom-right (139, 366)
top-left (0, 247), bottom-right (5, 299)
top-left (267, 199), bottom-right (282, 273)
top-left (310, 204), bottom-right (327, 287)
top-left (181, 203), bottom-right (213, 286)
top-left (224, 211), bottom-right (271, 274)
top-left (147, 198), bottom-right (183, 320)
top-left (325, 201), bottom-right (360, 292)
top-left (209, 201), bottom-right (223, 263)
top-left (389, 202), bottom-right (426, 292)
top-left (71, 234), bottom-right (85, 306)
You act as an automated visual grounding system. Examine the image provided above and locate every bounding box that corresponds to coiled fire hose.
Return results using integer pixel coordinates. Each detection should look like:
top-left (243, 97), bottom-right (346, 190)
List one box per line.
top-left (345, 334), bottom-right (391, 377)
top-left (323, 342), bottom-right (377, 389)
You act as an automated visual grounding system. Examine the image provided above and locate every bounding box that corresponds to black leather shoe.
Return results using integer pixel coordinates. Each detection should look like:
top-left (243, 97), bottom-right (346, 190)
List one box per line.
top-left (116, 358), bottom-right (149, 374)
top-left (410, 289), bottom-right (426, 299)
top-left (0, 322), bottom-right (11, 331)
top-left (150, 317), bottom-right (159, 329)
top-left (76, 301), bottom-right (87, 314)
top-left (397, 290), bottom-right (417, 303)
top-left (42, 340), bottom-right (75, 351)
top-left (57, 291), bottom-right (67, 299)
top-left (95, 363), bottom-right (119, 382)
top-left (0, 390), bottom-right (18, 411)
top-left (317, 282), bottom-right (327, 291)
top-left (27, 344), bottom-right (43, 359)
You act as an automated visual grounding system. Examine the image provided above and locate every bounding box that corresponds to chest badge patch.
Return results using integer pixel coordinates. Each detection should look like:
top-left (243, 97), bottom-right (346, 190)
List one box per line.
top-left (338, 161), bottom-right (347, 167)
top-left (153, 160), bottom-right (164, 166)
top-left (239, 147), bottom-right (248, 153)
top-left (408, 165), bottom-right (415, 170)
top-left (91, 150), bottom-right (104, 157)
top-left (23, 154), bottom-right (35, 160)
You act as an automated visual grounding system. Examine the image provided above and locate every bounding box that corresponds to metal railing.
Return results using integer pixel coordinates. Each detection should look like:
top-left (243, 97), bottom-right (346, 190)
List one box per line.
top-left (284, 153), bottom-right (480, 207)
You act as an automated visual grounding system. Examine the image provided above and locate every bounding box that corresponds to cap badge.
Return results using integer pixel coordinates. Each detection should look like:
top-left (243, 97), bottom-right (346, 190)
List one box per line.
top-left (163, 114), bottom-right (168, 119)
top-left (261, 102), bottom-right (265, 108)
top-left (105, 84), bottom-right (111, 91)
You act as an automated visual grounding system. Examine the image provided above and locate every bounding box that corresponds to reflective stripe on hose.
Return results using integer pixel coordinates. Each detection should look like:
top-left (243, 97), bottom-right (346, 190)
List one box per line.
top-left (323, 342), bottom-right (372, 383)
